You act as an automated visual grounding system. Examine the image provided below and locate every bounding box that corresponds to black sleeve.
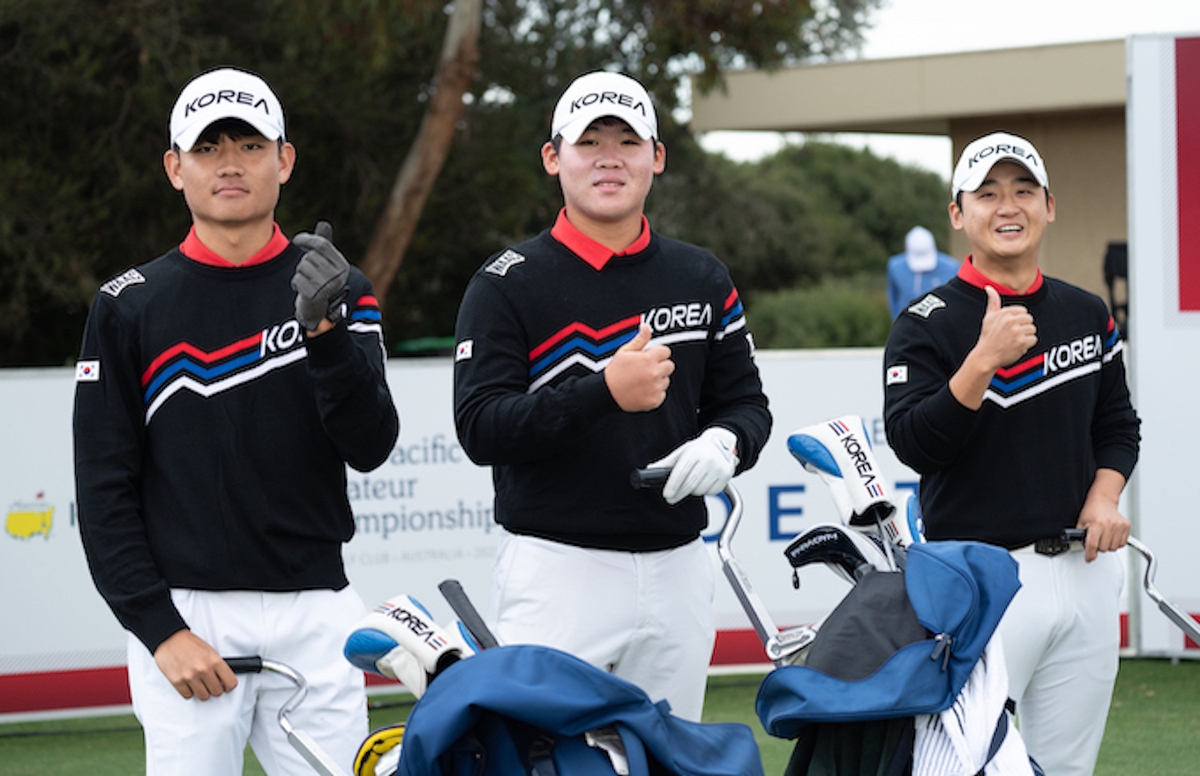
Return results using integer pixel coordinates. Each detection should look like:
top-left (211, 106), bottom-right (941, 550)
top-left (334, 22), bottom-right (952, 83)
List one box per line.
top-left (73, 294), bottom-right (187, 654)
top-left (304, 269), bottom-right (400, 472)
top-left (1091, 318), bottom-right (1140, 478)
top-left (697, 282), bottom-right (772, 471)
top-left (882, 313), bottom-right (980, 474)
top-left (453, 274), bottom-right (620, 466)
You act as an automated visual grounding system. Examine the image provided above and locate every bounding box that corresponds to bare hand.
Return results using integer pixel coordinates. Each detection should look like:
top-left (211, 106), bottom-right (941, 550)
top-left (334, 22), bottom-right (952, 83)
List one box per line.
top-left (153, 630), bottom-right (237, 701)
top-left (604, 322), bottom-right (674, 412)
top-left (950, 286), bottom-right (1039, 408)
top-left (976, 286), bottom-right (1037, 372)
top-left (1077, 469), bottom-right (1131, 562)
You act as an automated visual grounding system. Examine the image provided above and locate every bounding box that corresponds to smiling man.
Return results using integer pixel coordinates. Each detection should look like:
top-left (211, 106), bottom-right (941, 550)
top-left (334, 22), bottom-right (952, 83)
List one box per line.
top-left (452, 71), bottom-right (771, 721)
top-left (73, 68), bottom-right (399, 775)
top-left (883, 132), bottom-right (1141, 776)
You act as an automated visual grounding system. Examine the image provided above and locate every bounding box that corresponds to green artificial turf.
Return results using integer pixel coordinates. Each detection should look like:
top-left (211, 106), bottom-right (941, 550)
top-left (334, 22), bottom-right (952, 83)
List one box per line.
top-left (0, 659), bottom-right (1195, 775)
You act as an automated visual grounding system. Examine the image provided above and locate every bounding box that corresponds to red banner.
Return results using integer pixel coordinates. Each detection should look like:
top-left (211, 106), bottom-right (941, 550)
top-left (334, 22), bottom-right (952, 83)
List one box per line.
top-left (1176, 38), bottom-right (1200, 311)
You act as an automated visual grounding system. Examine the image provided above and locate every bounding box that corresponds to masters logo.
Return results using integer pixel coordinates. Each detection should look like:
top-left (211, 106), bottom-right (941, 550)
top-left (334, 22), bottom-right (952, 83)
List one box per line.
top-left (6, 492), bottom-right (54, 540)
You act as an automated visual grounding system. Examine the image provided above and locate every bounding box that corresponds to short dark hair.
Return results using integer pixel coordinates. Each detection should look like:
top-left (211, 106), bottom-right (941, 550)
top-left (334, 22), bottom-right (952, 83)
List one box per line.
top-left (172, 118), bottom-right (283, 153)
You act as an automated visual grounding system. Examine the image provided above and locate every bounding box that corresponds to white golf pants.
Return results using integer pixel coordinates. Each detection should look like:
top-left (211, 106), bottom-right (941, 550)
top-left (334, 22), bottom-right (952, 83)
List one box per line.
top-left (998, 549), bottom-right (1123, 776)
top-left (489, 531), bottom-right (716, 722)
top-left (127, 587), bottom-right (368, 776)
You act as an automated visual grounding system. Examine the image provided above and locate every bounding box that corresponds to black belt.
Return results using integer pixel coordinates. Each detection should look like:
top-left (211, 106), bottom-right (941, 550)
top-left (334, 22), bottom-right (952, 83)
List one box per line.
top-left (1015, 528), bottom-right (1087, 556)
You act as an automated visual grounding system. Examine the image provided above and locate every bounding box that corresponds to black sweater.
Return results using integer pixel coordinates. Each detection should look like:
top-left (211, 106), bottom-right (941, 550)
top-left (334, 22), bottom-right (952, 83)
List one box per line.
top-left (454, 227), bottom-right (771, 551)
top-left (73, 237), bottom-right (399, 653)
top-left (883, 267), bottom-right (1140, 548)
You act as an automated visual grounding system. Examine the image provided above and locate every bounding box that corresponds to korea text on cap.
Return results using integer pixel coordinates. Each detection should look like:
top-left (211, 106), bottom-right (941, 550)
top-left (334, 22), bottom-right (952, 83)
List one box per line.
top-left (551, 71), bottom-right (658, 144)
top-left (169, 68), bottom-right (286, 152)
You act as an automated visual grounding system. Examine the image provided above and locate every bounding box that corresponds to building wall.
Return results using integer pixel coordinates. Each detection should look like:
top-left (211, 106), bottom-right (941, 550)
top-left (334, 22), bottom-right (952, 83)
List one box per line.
top-left (948, 110), bottom-right (1127, 305)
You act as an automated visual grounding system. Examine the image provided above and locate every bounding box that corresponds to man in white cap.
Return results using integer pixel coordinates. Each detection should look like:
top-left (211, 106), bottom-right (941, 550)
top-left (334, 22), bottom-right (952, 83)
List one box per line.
top-left (886, 225), bottom-right (959, 319)
top-left (452, 71), bottom-right (771, 720)
top-left (73, 67), bottom-right (399, 774)
top-left (883, 131), bottom-right (1140, 775)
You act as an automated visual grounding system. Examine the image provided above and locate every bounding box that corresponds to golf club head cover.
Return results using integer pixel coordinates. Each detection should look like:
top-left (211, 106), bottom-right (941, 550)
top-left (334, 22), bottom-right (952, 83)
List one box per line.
top-left (786, 415), bottom-right (896, 529)
top-left (648, 426), bottom-right (739, 505)
top-left (344, 595), bottom-right (470, 697)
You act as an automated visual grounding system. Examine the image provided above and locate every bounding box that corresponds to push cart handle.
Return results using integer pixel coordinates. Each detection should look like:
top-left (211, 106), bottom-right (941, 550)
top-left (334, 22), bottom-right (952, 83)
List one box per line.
top-left (225, 656), bottom-right (264, 674)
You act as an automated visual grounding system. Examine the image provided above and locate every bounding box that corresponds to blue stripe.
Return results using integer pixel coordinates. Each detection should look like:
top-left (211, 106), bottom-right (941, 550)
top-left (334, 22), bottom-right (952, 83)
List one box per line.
top-left (528, 330), bottom-right (636, 379)
top-left (721, 301), bottom-right (744, 327)
top-left (143, 350), bottom-right (261, 403)
top-left (351, 309), bottom-right (382, 322)
top-left (989, 369), bottom-right (1043, 395)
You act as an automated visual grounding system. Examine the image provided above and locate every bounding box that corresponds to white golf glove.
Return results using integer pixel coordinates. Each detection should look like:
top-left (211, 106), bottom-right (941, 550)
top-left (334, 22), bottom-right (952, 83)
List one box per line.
top-left (343, 595), bottom-right (474, 698)
top-left (649, 426), bottom-right (739, 505)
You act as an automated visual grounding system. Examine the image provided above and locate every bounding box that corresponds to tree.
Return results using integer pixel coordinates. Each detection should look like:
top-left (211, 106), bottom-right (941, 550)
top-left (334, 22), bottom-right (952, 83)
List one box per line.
top-left (0, 0), bottom-right (883, 365)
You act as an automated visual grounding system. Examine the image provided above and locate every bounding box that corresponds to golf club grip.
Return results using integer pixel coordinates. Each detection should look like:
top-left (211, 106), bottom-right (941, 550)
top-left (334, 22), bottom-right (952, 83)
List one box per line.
top-left (438, 579), bottom-right (499, 650)
top-left (630, 467), bottom-right (670, 489)
top-left (224, 656), bottom-right (264, 674)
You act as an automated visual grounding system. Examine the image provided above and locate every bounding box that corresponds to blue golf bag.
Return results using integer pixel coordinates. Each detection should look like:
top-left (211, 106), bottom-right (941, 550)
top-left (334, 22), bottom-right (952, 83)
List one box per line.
top-left (396, 644), bottom-right (765, 776)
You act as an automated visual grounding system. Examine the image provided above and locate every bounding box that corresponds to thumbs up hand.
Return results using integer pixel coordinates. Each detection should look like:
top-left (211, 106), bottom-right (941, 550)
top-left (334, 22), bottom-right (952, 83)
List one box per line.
top-left (976, 285), bottom-right (1037, 371)
top-left (604, 322), bottom-right (675, 412)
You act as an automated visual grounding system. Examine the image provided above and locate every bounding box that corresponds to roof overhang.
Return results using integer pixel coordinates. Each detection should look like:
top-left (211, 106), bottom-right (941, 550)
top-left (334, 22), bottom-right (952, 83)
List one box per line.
top-left (690, 39), bottom-right (1127, 136)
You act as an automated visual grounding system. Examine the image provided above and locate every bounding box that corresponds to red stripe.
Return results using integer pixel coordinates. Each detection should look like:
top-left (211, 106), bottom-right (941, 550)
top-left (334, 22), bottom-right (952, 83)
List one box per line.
top-left (995, 352), bottom-right (1044, 379)
top-left (141, 333), bottom-right (263, 387)
top-left (1177, 38), bottom-right (1200, 311)
top-left (724, 288), bottom-right (740, 312)
top-left (0, 666), bottom-right (130, 714)
top-left (528, 316), bottom-right (641, 361)
top-left (357, 295), bottom-right (379, 309)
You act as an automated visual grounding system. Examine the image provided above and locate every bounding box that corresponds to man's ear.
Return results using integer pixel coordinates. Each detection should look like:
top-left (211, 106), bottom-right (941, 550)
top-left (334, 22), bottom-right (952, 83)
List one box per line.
top-left (541, 141), bottom-right (560, 176)
top-left (653, 140), bottom-right (666, 175)
top-left (163, 149), bottom-right (184, 192)
top-left (278, 142), bottom-right (297, 185)
top-left (948, 200), bottom-right (964, 231)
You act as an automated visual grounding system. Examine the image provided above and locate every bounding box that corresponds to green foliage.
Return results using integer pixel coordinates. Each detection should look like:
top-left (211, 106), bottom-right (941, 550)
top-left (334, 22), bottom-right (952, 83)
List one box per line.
top-left (748, 274), bottom-right (893, 349)
top-left (0, 0), bottom-right (884, 365)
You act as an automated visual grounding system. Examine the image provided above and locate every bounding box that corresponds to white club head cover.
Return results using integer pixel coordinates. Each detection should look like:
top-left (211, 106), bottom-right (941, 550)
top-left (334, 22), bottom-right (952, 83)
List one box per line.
top-left (648, 426), bottom-right (739, 505)
top-left (786, 416), bottom-right (897, 530)
top-left (343, 595), bottom-right (472, 697)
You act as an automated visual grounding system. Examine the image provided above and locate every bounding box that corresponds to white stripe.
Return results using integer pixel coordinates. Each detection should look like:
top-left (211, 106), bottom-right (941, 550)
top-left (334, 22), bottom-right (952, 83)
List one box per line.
top-left (526, 331), bottom-right (710, 394)
top-left (145, 348), bottom-right (308, 423)
top-left (983, 361), bottom-right (1101, 409)
top-left (714, 316), bottom-right (746, 341)
top-left (649, 330), bottom-right (709, 347)
top-left (527, 352), bottom-right (613, 393)
top-left (1103, 338), bottom-right (1124, 363)
top-left (349, 321), bottom-right (387, 361)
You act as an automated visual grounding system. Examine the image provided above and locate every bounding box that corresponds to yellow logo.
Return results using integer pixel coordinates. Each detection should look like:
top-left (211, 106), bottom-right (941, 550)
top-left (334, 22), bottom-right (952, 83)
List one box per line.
top-left (6, 493), bottom-right (53, 540)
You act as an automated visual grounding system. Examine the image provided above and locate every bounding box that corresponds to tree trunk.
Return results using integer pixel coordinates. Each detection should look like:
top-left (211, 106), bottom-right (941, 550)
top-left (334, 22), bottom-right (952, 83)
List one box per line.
top-left (359, 0), bottom-right (482, 305)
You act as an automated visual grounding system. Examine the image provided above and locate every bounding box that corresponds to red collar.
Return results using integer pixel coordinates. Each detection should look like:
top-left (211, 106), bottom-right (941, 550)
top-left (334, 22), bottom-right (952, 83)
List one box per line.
top-left (180, 224), bottom-right (290, 268)
top-left (956, 255), bottom-right (1044, 296)
top-left (550, 208), bottom-right (652, 270)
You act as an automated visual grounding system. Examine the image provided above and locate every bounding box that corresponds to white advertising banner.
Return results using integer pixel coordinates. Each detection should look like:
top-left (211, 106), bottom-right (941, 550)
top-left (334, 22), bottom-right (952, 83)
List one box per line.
top-left (1125, 34), bottom-right (1200, 655)
top-left (1, 350), bottom-right (923, 719)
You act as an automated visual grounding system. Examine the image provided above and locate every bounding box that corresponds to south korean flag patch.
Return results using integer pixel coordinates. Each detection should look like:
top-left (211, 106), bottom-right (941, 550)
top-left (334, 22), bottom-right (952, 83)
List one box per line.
top-left (886, 364), bottom-right (908, 386)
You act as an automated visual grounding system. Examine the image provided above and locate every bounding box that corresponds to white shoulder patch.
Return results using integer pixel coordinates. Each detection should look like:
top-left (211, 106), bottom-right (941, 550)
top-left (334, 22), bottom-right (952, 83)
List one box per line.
top-left (455, 339), bottom-right (474, 362)
top-left (100, 269), bottom-right (146, 298)
top-left (886, 364), bottom-right (908, 386)
top-left (907, 294), bottom-right (946, 319)
top-left (485, 249), bottom-right (525, 277)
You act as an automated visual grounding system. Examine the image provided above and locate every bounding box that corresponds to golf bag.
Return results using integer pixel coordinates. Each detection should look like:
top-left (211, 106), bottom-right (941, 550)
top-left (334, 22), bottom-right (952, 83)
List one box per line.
top-left (394, 644), bottom-right (764, 776)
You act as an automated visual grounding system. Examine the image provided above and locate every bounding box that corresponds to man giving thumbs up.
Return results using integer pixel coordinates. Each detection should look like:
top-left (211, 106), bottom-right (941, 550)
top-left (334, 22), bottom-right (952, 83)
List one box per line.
top-left (452, 71), bottom-right (771, 721)
top-left (883, 132), bottom-right (1140, 776)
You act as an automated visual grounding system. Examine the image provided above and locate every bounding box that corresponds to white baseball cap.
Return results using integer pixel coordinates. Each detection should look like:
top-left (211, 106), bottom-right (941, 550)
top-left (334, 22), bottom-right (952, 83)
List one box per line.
top-left (169, 68), bottom-right (286, 151)
top-left (551, 71), bottom-right (658, 144)
top-left (951, 131), bottom-right (1049, 199)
